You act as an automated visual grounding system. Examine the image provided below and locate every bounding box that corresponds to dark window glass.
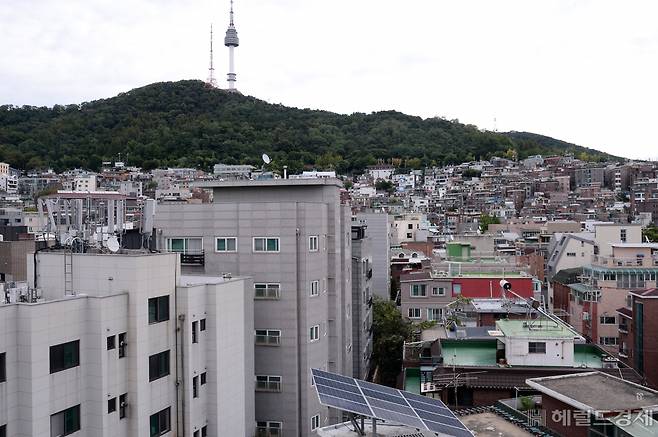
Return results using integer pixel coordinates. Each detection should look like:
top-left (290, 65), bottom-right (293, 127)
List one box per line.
top-left (200, 372), bottom-right (207, 385)
top-left (50, 340), bottom-right (80, 373)
top-left (193, 375), bottom-right (199, 398)
top-left (149, 407), bottom-right (171, 437)
top-left (528, 342), bottom-right (546, 353)
top-left (108, 398), bottom-right (116, 414)
top-left (201, 426), bottom-right (207, 437)
top-left (194, 431), bottom-right (200, 437)
top-left (192, 321), bottom-right (198, 344)
top-left (0, 352), bottom-right (5, 383)
top-left (149, 350), bottom-right (170, 382)
top-left (107, 336), bottom-right (116, 350)
top-left (119, 393), bottom-right (127, 419)
top-left (118, 333), bottom-right (127, 358)
top-left (148, 295), bottom-right (170, 324)
top-left (200, 319), bottom-right (206, 331)
top-left (0, 424), bottom-right (6, 437)
top-left (50, 404), bottom-right (81, 436)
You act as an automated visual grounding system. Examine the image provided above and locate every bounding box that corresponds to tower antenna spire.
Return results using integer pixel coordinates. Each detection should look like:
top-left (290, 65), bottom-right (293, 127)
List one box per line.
top-left (224, 0), bottom-right (239, 92)
top-left (206, 24), bottom-right (217, 87)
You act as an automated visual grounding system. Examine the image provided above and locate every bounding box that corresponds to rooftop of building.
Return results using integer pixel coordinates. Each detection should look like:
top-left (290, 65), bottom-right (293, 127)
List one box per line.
top-left (495, 318), bottom-right (578, 339)
top-left (630, 288), bottom-right (658, 298)
top-left (526, 372), bottom-right (658, 415)
top-left (611, 243), bottom-right (658, 249)
top-left (178, 274), bottom-right (244, 287)
top-left (192, 177), bottom-right (343, 188)
top-left (317, 421), bottom-right (435, 437)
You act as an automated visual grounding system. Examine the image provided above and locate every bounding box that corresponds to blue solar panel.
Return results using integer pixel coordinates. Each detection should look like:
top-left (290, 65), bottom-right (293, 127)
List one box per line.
top-left (318, 393), bottom-right (372, 417)
top-left (311, 369), bottom-right (473, 437)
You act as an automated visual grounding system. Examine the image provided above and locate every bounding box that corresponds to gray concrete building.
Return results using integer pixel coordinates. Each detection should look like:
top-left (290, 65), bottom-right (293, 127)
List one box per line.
top-left (0, 250), bottom-right (254, 437)
top-left (354, 211), bottom-right (391, 299)
top-left (350, 225), bottom-right (373, 380)
top-left (154, 178), bottom-right (353, 437)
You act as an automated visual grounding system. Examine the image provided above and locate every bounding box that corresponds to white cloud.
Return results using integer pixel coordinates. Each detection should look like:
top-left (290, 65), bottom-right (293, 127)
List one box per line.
top-left (1, 0), bottom-right (656, 159)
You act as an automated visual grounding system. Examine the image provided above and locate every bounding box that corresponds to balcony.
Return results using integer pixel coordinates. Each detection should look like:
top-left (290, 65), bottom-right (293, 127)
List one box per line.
top-left (179, 250), bottom-right (205, 266)
top-left (619, 323), bottom-right (629, 334)
top-left (256, 380), bottom-right (282, 392)
top-left (256, 428), bottom-right (282, 437)
top-left (255, 334), bottom-right (281, 346)
top-left (592, 254), bottom-right (658, 268)
top-left (254, 286), bottom-right (281, 300)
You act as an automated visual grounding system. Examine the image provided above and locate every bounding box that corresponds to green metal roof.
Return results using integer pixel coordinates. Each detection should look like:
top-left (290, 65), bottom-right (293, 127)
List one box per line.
top-left (440, 340), bottom-right (498, 367)
top-left (496, 319), bottom-right (576, 339)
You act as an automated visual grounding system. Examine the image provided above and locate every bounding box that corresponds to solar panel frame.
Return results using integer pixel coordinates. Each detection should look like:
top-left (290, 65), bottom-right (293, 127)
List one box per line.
top-left (311, 368), bottom-right (473, 437)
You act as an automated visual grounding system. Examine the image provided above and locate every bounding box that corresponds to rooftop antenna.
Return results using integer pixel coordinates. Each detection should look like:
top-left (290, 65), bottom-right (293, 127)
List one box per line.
top-left (262, 153), bottom-right (271, 165)
top-left (206, 24), bottom-right (218, 87)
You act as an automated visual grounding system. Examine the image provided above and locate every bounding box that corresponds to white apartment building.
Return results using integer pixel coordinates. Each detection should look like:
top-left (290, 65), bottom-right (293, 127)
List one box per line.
top-left (0, 250), bottom-right (254, 437)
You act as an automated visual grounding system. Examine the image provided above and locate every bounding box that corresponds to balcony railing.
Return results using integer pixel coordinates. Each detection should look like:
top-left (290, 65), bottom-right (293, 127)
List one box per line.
top-left (256, 427), bottom-right (282, 437)
top-left (255, 335), bottom-right (281, 346)
top-left (254, 287), bottom-right (281, 300)
top-left (256, 380), bottom-right (282, 392)
top-left (592, 254), bottom-right (658, 268)
top-left (177, 250), bottom-right (205, 266)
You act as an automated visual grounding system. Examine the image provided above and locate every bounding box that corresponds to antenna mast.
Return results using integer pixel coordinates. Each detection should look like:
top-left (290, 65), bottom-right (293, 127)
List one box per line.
top-left (207, 24), bottom-right (218, 87)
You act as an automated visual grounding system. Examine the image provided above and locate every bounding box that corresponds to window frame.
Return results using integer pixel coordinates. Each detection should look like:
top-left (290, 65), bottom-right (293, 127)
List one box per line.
top-left (253, 237), bottom-right (280, 253)
top-left (310, 280), bottom-right (320, 297)
top-left (255, 329), bottom-right (281, 346)
top-left (256, 375), bottom-right (282, 392)
top-left (108, 397), bottom-right (117, 414)
top-left (119, 393), bottom-right (127, 419)
top-left (215, 236), bottom-right (237, 253)
top-left (148, 295), bottom-right (170, 324)
top-left (148, 350), bottom-right (170, 382)
top-left (528, 342), bottom-right (547, 354)
top-left (431, 286), bottom-right (446, 296)
top-left (50, 404), bottom-right (81, 437)
top-left (407, 308), bottom-right (421, 319)
top-left (254, 282), bottom-right (281, 299)
top-left (193, 375), bottom-right (199, 398)
top-left (309, 325), bottom-right (320, 342)
top-left (200, 318), bottom-right (206, 331)
top-left (166, 237), bottom-right (202, 254)
top-left (107, 335), bottom-right (116, 350)
top-left (309, 235), bottom-right (319, 252)
top-left (149, 407), bottom-right (171, 437)
top-left (311, 414), bottom-right (320, 431)
top-left (599, 316), bottom-right (616, 325)
top-left (49, 340), bottom-right (80, 374)
top-left (118, 333), bottom-right (127, 358)
top-left (410, 284), bottom-right (427, 297)
top-left (201, 372), bottom-right (207, 385)
top-left (192, 321), bottom-right (198, 344)
top-left (0, 352), bottom-right (5, 383)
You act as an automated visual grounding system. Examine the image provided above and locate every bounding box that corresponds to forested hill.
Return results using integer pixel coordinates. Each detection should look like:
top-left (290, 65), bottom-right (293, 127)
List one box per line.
top-left (0, 80), bottom-right (618, 173)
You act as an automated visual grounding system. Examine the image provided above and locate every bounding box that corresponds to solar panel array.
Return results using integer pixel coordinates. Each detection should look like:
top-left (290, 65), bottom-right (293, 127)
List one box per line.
top-left (311, 368), bottom-right (473, 437)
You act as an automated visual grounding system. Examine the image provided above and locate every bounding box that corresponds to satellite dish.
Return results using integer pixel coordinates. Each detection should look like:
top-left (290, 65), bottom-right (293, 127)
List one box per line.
top-left (262, 153), bottom-right (271, 164)
top-left (106, 236), bottom-right (120, 253)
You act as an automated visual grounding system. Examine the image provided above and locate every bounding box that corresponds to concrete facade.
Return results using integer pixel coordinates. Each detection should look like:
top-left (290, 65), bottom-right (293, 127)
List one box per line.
top-left (350, 225), bottom-right (373, 380)
top-left (353, 211), bottom-right (391, 299)
top-left (0, 251), bottom-right (254, 437)
top-left (154, 178), bottom-right (353, 437)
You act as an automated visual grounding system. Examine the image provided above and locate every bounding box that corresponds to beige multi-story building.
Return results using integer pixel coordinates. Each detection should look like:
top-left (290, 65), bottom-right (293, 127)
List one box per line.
top-left (0, 250), bottom-right (254, 437)
top-left (154, 178), bottom-right (353, 437)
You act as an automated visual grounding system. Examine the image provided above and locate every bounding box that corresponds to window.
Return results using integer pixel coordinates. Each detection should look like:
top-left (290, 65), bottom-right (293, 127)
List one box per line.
top-left (50, 340), bottom-right (80, 374)
top-left (0, 424), bottom-right (5, 437)
top-left (119, 393), bottom-right (127, 419)
top-left (620, 229), bottom-right (627, 243)
top-left (215, 237), bottom-right (237, 252)
top-left (408, 223), bottom-right (413, 230)
top-left (254, 283), bottom-right (281, 299)
top-left (253, 237), bottom-right (280, 253)
top-left (149, 350), bottom-right (170, 382)
top-left (406, 232), bottom-right (413, 239)
top-left (200, 319), bottom-right (206, 332)
top-left (427, 308), bottom-right (443, 321)
top-left (309, 235), bottom-right (319, 252)
top-left (118, 333), bottom-right (127, 358)
top-left (201, 426), bottom-right (208, 437)
top-left (408, 308), bottom-right (421, 319)
top-left (149, 407), bottom-right (171, 437)
top-left (192, 321), bottom-right (198, 343)
top-left (453, 284), bottom-right (462, 295)
top-left (0, 352), bottom-right (5, 383)
top-left (194, 431), bottom-right (200, 437)
top-left (193, 375), bottom-right (199, 398)
top-left (257, 421), bottom-right (282, 436)
top-left (310, 280), bottom-right (319, 297)
top-left (256, 375), bottom-right (282, 392)
top-left (50, 405), bottom-right (80, 437)
top-left (108, 397), bottom-right (117, 414)
top-left (600, 336), bottom-right (619, 346)
top-left (528, 342), bottom-right (546, 353)
top-left (431, 286), bottom-right (445, 296)
top-left (310, 325), bottom-right (320, 342)
top-left (201, 372), bottom-right (207, 385)
top-left (167, 237), bottom-right (202, 254)
top-left (148, 295), bottom-right (170, 324)
top-left (600, 316), bottom-right (616, 324)
top-left (566, 252), bottom-right (576, 257)
top-left (255, 329), bottom-right (281, 346)
top-left (107, 335), bottom-right (116, 350)
top-left (410, 284), bottom-right (427, 297)
top-left (311, 414), bottom-right (320, 431)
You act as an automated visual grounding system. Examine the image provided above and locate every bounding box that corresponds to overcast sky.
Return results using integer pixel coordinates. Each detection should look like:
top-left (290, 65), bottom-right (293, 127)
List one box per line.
top-left (1, 0), bottom-right (657, 159)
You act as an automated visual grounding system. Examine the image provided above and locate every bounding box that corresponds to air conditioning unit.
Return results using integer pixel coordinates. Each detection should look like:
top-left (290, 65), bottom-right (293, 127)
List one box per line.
top-left (582, 312), bottom-right (590, 321)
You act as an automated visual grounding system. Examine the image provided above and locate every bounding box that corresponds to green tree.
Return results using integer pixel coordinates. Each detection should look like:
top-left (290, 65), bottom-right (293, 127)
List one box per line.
top-left (375, 180), bottom-right (395, 194)
top-left (643, 225), bottom-right (658, 242)
top-left (372, 298), bottom-right (412, 387)
top-left (479, 213), bottom-right (501, 233)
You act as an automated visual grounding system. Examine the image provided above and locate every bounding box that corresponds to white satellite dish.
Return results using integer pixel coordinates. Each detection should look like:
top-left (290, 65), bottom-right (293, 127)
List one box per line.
top-left (262, 153), bottom-right (271, 164)
top-left (106, 236), bottom-right (120, 253)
